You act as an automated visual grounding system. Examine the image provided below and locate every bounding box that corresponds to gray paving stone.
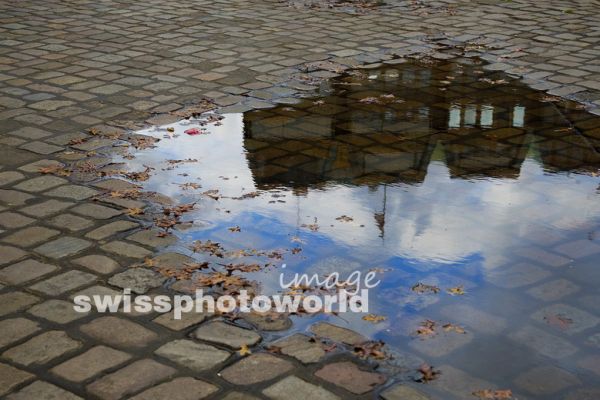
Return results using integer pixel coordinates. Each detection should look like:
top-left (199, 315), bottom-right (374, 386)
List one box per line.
top-left (73, 254), bottom-right (120, 275)
top-left (127, 229), bottom-right (177, 248)
top-left (34, 236), bottom-right (91, 258)
top-left (13, 176), bottom-right (67, 192)
top-left (314, 361), bottom-right (386, 395)
top-left (2, 331), bottom-right (81, 366)
top-left (108, 268), bottom-right (165, 294)
top-left (192, 321), bottom-right (261, 349)
top-left (0, 190), bottom-right (34, 207)
top-left (310, 322), bottom-right (367, 345)
top-left (44, 184), bottom-right (99, 200)
top-left (51, 345), bottom-right (132, 382)
top-left (153, 309), bottom-right (210, 331)
top-left (5, 381), bottom-right (82, 400)
top-left (0, 212), bottom-right (34, 229)
top-left (380, 384), bottom-right (430, 400)
top-left (0, 363), bottom-right (33, 396)
top-left (29, 270), bottom-right (97, 296)
top-left (526, 279), bottom-right (580, 301)
top-left (28, 299), bottom-right (89, 323)
top-left (0, 318), bottom-right (40, 348)
top-left (220, 353), bottom-right (293, 385)
top-left (71, 203), bottom-right (122, 219)
top-left (155, 339), bottom-right (230, 372)
top-left (0, 259), bottom-right (58, 285)
top-left (0, 171), bottom-right (25, 186)
top-left (130, 377), bottom-right (219, 400)
top-left (263, 375), bottom-right (340, 400)
top-left (85, 220), bottom-right (138, 240)
top-left (80, 316), bottom-right (158, 349)
top-left (272, 333), bottom-right (325, 363)
top-left (48, 213), bottom-right (93, 231)
top-left (2, 226), bottom-right (60, 247)
top-left (0, 291), bottom-right (40, 316)
top-left (20, 199), bottom-right (73, 217)
top-left (0, 245), bottom-right (27, 265)
top-left (86, 359), bottom-right (177, 400)
top-left (101, 241), bottom-right (152, 258)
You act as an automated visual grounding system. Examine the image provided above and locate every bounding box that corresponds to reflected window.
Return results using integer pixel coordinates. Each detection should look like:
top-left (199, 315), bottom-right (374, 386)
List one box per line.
top-left (480, 105), bottom-right (494, 128)
top-left (464, 104), bottom-right (477, 126)
top-left (448, 105), bottom-right (461, 129)
top-left (512, 106), bottom-right (525, 128)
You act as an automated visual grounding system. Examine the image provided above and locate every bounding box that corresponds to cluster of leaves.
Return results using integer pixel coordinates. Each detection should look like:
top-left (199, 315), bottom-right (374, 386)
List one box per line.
top-left (414, 319), bottom-right (466, 339)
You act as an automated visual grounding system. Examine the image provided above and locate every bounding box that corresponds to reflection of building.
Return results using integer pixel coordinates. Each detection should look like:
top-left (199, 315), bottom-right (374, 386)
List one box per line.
top-left (243, 61), bottom-right (600, 188)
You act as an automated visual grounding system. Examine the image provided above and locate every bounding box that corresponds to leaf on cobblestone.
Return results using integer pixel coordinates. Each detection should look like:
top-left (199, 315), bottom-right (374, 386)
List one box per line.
top-left (126, 207), bottom-right (144, 216)
top-left (110, 189), bottom-right (142, 199)
top-left (129, 136), bottom-right (158, 149)
top-left (125, 166), bottom-right (153, 181)
top-left (191, 240), bottom-right (225, 257)
top-left (237, 344), bottom-right (251, 356)
top-left (38, 165), bottom-right (71, 176)
top-left (472, 389), bottom-right (513, 399)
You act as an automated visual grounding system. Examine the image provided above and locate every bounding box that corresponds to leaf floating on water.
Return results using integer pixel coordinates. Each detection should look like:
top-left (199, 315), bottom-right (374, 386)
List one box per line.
top-left (472, 389), bottom-right (513, 399)
top-left (415, 320), bottom-right (437, 338)
top-left (335, 215), bottom-right (354, 222)
top-left (543, 313), bottom-right (573, 330)
top-left (447, 286), bottom-right (466, 296)
top-left (442, 323), bottom-right (466, 334)
top-left (228, 226), bottom-right (241, 232)
top-left (238, 344), bottom-right (251, 356)
top-left (411, 282), bottom-right (440, 294)
top-left (362, 314), bottom-right (387, 323)
top-left (191, 240), bottom-right (225, 257)
top-left (416, 363), bottom-right (440, 383)
top-left (354, 340), bottom-right (387, 360)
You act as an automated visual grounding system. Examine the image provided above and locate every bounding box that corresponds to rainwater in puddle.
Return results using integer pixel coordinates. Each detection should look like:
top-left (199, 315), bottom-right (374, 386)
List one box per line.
top-left (120, 59), bottom-right (600, 399)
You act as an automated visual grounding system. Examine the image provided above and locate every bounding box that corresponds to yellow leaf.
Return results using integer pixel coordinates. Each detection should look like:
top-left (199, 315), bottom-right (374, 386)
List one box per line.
top-left (238, 344), bottom-right (251, 356)
top-left (447, 286), bottom-right (465, 295)
top-left (362, 314), bottom-right (387, 323)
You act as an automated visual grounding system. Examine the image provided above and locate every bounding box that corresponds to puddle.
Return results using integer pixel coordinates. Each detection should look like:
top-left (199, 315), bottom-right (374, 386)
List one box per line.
top-left (117, 59), bottom-right (600, 398)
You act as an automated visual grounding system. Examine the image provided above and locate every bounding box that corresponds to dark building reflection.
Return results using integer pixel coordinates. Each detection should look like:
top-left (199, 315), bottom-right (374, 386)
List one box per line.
top-left (243, 60), bottom-right (600, 188)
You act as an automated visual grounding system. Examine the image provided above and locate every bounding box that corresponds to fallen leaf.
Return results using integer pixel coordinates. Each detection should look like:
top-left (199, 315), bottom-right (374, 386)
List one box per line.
top-left (472, 389), bottom-right (513, 399)
top-left (442, 323), bottom-right (466, 334)
top-left (447, 286), bottom-right (466, 296)
top-left (238, 344), bottom-right (251, 356)
top-left (416, 363), bottom-right (440, 383)
top-left (412, 283), bottom-right (440, 294)
top-left (354, 340), bottom-right (387, 359)
top-left (362, 314), bottom-right (387, 323)
top-left (126, 207), bottom-right (144, 216)
top-left (228, 226), bottom-right (241, 232)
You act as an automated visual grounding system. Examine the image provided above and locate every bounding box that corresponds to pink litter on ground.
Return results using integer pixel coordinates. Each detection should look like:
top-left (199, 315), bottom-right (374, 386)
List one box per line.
top-left (185, 128), bottom-right (206, 135)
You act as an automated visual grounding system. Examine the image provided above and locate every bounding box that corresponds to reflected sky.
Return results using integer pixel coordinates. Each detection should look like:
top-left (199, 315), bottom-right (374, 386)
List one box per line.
top-left (120, 60), bottom-right (600, 398)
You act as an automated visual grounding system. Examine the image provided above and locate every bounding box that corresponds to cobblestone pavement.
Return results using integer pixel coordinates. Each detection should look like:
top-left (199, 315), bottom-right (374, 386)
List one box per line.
top-left (1, 0), bottom-right (600, 399)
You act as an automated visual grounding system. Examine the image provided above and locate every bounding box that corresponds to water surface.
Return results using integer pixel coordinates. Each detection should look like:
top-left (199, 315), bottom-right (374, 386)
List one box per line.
top-left (122, 59), bottom-right (600, 399)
